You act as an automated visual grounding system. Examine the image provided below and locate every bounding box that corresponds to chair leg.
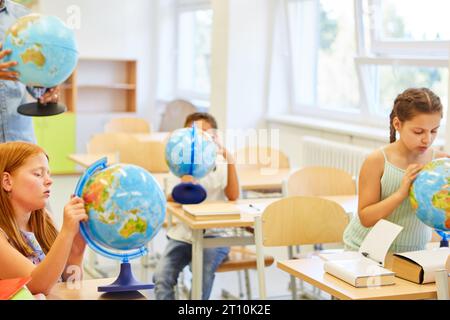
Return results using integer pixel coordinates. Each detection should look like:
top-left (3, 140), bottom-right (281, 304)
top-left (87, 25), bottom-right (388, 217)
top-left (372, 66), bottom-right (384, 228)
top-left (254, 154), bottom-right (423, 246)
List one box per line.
top-left (244, 269), bottom-right (252, 300)
top-left (287, 246), bottom-right (297, 299)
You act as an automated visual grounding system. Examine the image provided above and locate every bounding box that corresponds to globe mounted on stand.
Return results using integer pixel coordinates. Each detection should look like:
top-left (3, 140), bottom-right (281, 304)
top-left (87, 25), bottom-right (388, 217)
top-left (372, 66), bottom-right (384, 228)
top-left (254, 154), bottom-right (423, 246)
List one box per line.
top-left (410, 158), bottom-right (450, 247)
top-left (75, 158), bottom-right (166, 292)
top-left (3, 14), bottom-right (78, 116)
top-left (165, 124), bottom-right (217, 204)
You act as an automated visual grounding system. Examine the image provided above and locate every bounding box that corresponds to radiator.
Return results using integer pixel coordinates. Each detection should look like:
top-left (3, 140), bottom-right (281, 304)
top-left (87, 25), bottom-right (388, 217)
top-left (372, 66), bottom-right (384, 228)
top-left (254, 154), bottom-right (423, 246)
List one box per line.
top-left (300, 136), bottom-right (374, 178)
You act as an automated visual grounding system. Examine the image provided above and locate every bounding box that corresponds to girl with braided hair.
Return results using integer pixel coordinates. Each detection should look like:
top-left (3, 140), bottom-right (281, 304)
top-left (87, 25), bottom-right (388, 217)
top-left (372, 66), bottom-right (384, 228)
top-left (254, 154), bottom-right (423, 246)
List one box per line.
top-left (343, 88), bottom-right (448, 253)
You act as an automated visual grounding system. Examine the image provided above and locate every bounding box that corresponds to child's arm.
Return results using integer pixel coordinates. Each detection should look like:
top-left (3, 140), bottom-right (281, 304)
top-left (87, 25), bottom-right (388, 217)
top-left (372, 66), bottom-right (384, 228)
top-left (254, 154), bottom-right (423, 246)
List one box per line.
top-left (61, 230), bottom-right (86, 282)
top-left (222, 150), bottom-right (240, 201)
top-left (0, 197), bottom-right (87, 295)
top-left (358, 152), bottom-right (423, 227)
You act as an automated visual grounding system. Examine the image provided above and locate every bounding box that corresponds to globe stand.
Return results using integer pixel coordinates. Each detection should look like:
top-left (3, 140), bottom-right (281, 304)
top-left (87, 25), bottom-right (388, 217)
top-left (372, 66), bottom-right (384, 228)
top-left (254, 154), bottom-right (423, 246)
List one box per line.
top-left (98, 260), bottom-right (155, 293)
top-left (18, 86), bottom-right (66, 117)
top-left (18, 101), bottom-right (67, 117)
top-left (172, 182), bottom-right (207, 205)
top-left (436, 230), bottom-right (449, 248)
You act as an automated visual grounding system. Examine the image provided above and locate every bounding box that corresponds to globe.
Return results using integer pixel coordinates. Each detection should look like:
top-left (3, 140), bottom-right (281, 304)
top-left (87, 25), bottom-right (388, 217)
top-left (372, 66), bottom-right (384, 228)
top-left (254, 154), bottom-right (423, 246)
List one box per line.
top-left (78, 163), bottom-right (166, 252)
top-left (410, 158), bottom-right (450, 232)
top-left (3, 13), bottom-right (78, 88)
top-left (165, 125), bottom-right (217, 179)
top-left (74, 158), bottom-right (166, 292)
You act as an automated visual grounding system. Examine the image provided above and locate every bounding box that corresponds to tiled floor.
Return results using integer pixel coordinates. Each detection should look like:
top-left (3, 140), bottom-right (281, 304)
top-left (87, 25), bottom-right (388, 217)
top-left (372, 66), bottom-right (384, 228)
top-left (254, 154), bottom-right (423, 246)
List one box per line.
top-left (49, 175), bottom-right (332, 300)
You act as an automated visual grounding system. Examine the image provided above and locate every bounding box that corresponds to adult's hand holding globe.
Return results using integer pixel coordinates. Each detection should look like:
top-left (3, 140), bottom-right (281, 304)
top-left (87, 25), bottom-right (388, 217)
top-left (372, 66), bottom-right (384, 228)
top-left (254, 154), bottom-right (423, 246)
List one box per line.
top-left (0, 43), bottom-right (19, 81)
top-left (2, 13), bottom-right (78, 117)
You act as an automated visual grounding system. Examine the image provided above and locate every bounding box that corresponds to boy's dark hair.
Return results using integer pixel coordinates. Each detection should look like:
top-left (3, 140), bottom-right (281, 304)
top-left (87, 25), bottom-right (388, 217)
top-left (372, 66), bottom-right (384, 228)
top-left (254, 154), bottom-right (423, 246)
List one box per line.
top-left (184, 112), bottom-right (218, 129)
top-left (389, 88), bottom-right (443, 143)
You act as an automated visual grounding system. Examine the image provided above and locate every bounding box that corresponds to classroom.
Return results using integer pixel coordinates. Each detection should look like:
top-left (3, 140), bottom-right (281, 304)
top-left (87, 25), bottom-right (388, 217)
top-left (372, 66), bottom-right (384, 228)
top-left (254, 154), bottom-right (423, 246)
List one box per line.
top-left (0, 0), bottom-right (449, 303)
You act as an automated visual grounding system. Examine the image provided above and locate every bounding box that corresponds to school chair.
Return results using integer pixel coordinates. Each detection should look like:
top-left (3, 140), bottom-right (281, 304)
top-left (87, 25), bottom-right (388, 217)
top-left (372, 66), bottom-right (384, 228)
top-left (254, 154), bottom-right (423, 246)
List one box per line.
top-left (254, 196), bottom-right (350, 299)
top-left (435, 255), bottom-right (450, 300)
top-left (284, 166), bottom-right (356, 197)
top-left (87, 132), bottom-right (168, 173)
top-left (283, 166), bottom-right (356, 298)
top-left (104, 117), bottom-right (152, 134)
top-left (159, 99), bottom-right (197, 132)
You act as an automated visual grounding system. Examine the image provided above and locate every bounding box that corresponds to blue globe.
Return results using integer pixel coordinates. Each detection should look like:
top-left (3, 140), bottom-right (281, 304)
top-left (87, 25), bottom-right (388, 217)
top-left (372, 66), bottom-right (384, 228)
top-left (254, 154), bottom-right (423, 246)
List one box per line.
top-left (76, 161), bottom-right (166, 258)
top-left (165, 126), bottom-right (217, 179)
top-left (410, 158), bottom-right (450, 232)
top-left (3, 14), bottom-right (78, 88)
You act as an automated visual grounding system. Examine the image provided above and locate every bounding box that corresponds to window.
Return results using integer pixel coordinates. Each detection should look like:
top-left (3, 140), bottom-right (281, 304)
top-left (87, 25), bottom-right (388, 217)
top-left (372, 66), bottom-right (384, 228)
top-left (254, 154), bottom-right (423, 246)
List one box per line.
top-left (357, 0), bottom-right (449, 124)
top-left (286, 0), bottom-right (450, 128)
top-left (288, 0), bottom-right (360, 114)
top-left (176, 1), bottom-right (213, 102)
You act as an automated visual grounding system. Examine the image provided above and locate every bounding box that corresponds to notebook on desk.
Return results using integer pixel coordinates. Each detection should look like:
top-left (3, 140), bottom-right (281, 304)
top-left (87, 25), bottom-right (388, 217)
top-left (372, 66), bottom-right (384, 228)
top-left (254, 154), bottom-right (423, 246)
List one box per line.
top-left (182, 203), bottom-right (241, 220)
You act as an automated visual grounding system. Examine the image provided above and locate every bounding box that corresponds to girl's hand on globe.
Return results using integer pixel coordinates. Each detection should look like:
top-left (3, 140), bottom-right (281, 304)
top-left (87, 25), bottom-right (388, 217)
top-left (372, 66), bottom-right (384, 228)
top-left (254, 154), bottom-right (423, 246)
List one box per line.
top-left (39, 86), bottom-right (60, 104)
top-left (0, 43), bottom-right (19, 81)
top-left (62, 196), bottom-right (88, 238)
top-left (397, 163), bottom-right (424, 199)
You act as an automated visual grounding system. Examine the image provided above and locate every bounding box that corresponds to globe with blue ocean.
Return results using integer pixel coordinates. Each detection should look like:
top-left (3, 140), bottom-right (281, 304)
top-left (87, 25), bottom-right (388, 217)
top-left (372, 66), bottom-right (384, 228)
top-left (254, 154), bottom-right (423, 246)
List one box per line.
top-left (3, 13), bottom-right (78, 88)
top-left (165, 126), bottom-right (217, 180)
top-left (410, 158), bottom-right (450, 232)
top-left (80, 164), bottom-right (166, 251)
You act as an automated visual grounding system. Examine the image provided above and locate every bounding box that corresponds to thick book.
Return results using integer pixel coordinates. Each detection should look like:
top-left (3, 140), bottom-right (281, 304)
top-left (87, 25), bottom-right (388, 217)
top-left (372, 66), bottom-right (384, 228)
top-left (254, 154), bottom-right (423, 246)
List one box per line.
top-left (182, 203), bottom-right (241, 221)
top-left (324, 258), bottom-right (396, 288)
top-left (392, 247), bottom-right (450, 284)
top-left (0, 277), bottom-right (33, 300)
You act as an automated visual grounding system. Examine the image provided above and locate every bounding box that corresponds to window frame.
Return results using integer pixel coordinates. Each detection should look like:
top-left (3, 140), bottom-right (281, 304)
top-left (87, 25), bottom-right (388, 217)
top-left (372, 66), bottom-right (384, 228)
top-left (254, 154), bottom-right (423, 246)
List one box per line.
top-left (285, 0), bottom-right (450, 132)
top-left (174, 0), bottom-right (212, 104)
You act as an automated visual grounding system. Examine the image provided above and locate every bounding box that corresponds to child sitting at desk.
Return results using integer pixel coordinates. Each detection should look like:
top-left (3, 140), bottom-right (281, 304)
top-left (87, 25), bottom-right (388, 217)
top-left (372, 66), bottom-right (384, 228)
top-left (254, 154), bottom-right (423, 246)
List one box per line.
top-left (0, 142), bottom-right (87, 296)
top-left (153, 112), bottom-right (240, 300)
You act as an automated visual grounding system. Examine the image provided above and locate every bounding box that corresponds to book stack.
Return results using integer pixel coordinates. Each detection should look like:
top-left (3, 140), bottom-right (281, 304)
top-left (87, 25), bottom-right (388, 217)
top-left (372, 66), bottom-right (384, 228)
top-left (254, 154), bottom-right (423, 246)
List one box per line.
top-left (182, 203), bottom-right (241, 221)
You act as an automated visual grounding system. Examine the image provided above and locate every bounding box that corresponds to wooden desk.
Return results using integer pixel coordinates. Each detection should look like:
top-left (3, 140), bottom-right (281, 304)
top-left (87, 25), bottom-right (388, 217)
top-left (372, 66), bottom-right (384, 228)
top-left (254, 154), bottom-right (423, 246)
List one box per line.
top-left (238, 168), bottom-right (292, 192)
top-left (166, 195), bottom-right (358, 300)
top-left (167, 198), bottom-right (279, 300)
top-left (131, 132), bottom-right (170, 143)
top-left (47, 278), bottom-right (152, 300)
top-left (68, 153), bottom-right (118, 168)
top-left (277, 256), bottom-right (437, 300)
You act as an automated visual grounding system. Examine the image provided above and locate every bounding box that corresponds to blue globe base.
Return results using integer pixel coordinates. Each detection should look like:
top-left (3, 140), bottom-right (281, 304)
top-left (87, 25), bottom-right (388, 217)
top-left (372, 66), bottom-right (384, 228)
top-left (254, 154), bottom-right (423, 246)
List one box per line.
top-left (98, 262), bottom-right (154, 293)
top-left (172, 182), bottom-right (207, 204)
top-left (18, 101), bottom-right (66, 117)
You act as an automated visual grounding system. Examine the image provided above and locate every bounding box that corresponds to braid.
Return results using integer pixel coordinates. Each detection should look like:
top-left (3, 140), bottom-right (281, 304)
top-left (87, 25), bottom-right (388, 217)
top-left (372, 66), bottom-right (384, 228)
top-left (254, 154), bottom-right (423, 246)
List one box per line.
top-left (389, 109), bottom-right (397, 143)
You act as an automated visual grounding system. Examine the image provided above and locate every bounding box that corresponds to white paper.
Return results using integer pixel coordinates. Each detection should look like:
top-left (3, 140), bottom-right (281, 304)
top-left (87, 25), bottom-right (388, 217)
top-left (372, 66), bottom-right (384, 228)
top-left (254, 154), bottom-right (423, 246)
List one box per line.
top-left (237, 203), bottom-right (268, 215)
top-left (358, 219), bottom-right (403, 266)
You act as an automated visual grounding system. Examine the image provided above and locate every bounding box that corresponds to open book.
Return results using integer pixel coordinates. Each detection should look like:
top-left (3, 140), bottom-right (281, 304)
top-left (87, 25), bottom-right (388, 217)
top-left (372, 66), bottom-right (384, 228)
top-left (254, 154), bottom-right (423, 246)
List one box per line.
top-left (322, 219), bottom-right (403, 288)
top-left (182, 203), bottom-right (241, 221)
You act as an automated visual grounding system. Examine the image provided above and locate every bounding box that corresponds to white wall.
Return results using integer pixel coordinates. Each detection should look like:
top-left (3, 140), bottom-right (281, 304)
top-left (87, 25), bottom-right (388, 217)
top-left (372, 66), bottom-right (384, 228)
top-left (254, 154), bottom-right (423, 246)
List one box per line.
top-left (38, 0), bottom-right (158, 125)
top-left (210, 0), bottom-right (272, 132)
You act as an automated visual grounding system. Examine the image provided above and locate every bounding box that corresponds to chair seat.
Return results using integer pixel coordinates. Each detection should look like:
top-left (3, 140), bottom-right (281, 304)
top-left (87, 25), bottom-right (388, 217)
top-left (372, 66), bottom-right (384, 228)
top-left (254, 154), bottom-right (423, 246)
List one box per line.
top-left (217, 247), bottom-right (274, 273)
